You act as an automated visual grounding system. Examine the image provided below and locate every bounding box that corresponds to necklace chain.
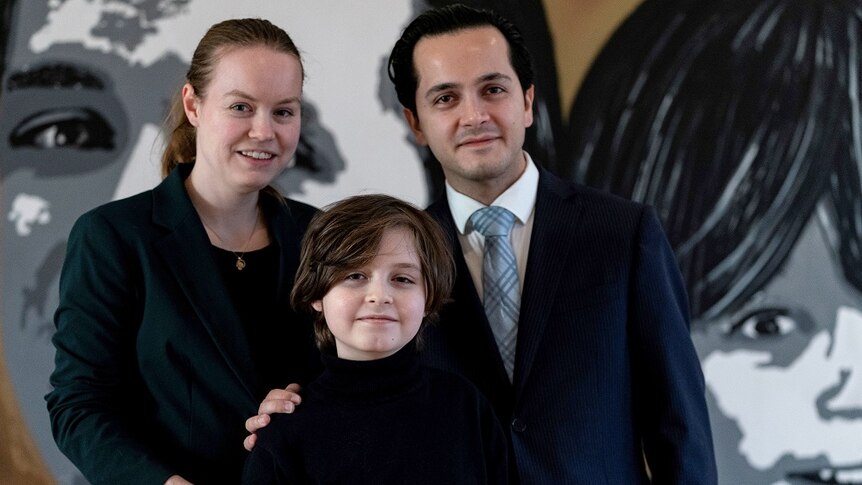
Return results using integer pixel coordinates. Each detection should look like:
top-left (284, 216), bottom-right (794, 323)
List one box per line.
top-left (201, 209), bottom-right (260, 271)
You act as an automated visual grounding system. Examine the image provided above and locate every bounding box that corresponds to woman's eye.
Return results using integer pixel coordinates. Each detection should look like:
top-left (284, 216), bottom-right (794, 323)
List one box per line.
top-left (274, 109), bottom-right (294, 118)
top-left (230, 104), bottom-right (251, 112)
top-left (730, 308), bottom-right (797, 339)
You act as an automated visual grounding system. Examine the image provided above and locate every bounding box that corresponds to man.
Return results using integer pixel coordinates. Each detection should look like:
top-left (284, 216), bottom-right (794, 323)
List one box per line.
top-left (249, 4), bottom-right (717, 483)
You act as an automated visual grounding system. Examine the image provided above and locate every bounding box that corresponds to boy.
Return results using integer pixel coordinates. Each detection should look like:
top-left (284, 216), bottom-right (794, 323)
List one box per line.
top-left (242, 194), bottom-right (507, 484)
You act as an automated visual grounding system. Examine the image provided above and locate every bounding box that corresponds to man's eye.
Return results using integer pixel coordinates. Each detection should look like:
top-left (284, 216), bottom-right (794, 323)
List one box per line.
top-left (729, 308), bottom-right (797, 339)
top-left (434, 95), bottom-right (453, 105)
top-left (10, 108), bottom-right (114, 149)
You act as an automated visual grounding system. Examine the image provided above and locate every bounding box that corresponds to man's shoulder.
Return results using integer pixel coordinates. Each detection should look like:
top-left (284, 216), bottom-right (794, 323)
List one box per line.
top-left (539, 167), bottom-right (643, 211)
top-left (533, 168), bottom-right (647, 230)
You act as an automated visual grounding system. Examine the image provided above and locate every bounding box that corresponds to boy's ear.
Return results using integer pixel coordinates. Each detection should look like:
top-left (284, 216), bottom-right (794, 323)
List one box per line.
top-left (311, 300), bottom-right (322, 312)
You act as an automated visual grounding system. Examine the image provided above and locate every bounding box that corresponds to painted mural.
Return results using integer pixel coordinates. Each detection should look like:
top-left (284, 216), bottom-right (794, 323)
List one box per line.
top-left (568, 1), bottom-right (862, 484)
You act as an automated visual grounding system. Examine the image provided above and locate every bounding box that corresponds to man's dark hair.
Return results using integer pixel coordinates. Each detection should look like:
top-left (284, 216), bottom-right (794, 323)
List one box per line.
top-left (387, 3), bottom-right (534, 116)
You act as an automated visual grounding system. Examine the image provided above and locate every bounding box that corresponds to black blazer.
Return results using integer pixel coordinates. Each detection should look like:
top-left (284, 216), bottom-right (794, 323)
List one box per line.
top-left (424, 167), bottom-right (717, 484)
top-left (47, 164), bottom-right (319, 485)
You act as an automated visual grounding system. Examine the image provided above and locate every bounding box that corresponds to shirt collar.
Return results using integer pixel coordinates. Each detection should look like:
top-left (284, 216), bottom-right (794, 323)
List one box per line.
top-left (446, 152), bottom-right (539, 235)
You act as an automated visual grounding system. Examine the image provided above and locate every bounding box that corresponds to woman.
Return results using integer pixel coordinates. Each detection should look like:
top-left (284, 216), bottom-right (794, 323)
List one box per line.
top-left (46, 18), bottom-right (319, 485)
top-left (567, 1), bottom-right (862, 483)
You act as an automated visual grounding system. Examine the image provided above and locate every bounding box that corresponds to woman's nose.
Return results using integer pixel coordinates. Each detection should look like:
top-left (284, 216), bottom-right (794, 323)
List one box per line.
top-left (249, 114), bottom-right (275, 141)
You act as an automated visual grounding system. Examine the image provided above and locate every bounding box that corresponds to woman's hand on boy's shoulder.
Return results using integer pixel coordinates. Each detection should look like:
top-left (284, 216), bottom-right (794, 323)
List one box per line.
top-left (243, 383), bottom-right (303, 451)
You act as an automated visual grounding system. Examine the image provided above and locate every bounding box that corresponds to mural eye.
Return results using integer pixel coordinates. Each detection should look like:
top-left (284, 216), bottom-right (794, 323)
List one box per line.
top-left (729, 308), bottom-right (797, 339)
top-left (9, 108), bottom-right (114, 149)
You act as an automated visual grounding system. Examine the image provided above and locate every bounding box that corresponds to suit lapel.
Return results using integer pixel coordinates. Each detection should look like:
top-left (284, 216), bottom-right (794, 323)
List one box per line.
top-left (514, 168), bottom-right (584, 399)
top-left (151, 165), bottom-right (259, 401)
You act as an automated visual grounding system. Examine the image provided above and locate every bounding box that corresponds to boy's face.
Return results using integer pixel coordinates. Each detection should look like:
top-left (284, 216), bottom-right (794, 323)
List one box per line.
top-left (312, 226), bottom-right (426, 361)
top-left (404, 26), bottom-right (534, 202)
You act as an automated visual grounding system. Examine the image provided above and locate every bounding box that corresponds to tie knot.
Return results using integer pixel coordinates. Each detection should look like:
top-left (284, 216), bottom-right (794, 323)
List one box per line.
top-left (470, 206), bottom-right (516, 237)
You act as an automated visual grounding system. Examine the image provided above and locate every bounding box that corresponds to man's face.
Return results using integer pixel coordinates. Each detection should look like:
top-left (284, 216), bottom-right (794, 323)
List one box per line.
top-left (404, 26), bottom-right (534, 202)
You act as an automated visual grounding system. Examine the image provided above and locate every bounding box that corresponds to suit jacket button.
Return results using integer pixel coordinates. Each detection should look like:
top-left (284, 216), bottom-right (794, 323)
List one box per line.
top-left (511, 418), bottom-right (526, 433)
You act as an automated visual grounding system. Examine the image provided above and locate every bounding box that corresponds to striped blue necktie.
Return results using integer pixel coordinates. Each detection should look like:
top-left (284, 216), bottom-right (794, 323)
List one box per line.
top-left (470, 206), bottom-right (520, 381)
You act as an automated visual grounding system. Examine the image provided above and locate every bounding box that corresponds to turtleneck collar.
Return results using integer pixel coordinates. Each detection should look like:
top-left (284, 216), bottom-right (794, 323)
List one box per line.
top-left (313, 342), bottom-right (423, 400)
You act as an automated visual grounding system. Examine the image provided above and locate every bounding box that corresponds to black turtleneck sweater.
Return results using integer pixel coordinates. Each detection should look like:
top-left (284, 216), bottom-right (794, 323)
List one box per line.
top-left (242, 344), bottom-right (508, 484)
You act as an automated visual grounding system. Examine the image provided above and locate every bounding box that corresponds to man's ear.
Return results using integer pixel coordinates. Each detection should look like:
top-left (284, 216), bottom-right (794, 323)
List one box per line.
top-left (523, 84), bottom-right (535, 129)
top-left (182, 83), bottom-right (200, 128)
top-left (403, 107), bottom-right (428, 146)
top-left (311, 300), bottom-right (323, 312)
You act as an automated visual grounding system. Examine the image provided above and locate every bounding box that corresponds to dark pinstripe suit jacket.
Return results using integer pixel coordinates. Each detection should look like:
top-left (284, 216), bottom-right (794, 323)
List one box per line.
top-left (424, 167), bottom-right (717, 484)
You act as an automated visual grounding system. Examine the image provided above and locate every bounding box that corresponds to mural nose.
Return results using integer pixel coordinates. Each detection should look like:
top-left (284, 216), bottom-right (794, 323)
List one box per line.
top-left (819, 307), bottom-right (862, 413)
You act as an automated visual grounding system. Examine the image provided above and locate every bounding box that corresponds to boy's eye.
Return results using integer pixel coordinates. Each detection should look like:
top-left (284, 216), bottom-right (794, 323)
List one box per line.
top-left (345, 273), bottom-right (365, 280)
top-left (393, 276), bottom-right (416, 284)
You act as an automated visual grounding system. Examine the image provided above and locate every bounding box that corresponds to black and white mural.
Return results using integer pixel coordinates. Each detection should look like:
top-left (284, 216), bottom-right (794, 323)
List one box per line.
top-left (569, 1), bottom-right (862, 484)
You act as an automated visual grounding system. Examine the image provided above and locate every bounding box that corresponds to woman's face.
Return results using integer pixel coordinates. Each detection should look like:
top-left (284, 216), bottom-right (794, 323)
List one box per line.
top-left (184, 46), bottom-right (303, 196)
top-left (692, 215), bottom-right (862, 484)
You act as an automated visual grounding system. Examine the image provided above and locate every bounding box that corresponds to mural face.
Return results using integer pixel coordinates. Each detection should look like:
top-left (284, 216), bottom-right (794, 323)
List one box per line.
top-left (692, 213), bottom-right (862, 484)
top-left (1, 4), bottom-right (181, 483)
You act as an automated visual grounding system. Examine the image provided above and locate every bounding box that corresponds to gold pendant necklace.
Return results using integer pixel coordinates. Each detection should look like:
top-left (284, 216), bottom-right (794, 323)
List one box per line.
top-left (201, 209), bottom-right (260, 271)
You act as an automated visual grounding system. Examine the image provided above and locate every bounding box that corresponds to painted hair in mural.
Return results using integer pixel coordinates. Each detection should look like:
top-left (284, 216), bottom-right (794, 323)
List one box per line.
top-left (568, 0), bottom-right (862, 483)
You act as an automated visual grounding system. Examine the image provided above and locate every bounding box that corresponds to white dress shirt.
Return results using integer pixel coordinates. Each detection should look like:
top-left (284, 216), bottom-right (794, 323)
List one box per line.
top-left (445, 152), bottom-right (539, 301)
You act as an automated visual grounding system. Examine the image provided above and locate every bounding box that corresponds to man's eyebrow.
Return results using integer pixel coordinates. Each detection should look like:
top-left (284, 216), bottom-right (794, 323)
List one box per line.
top-left (425, 81), bottom-right (459, 98)
top-left (477, 72), bottom-right (513, 84)
top-left (423, 72), bottom-right (513, 99)
top-left (6, 63), bottom-right (105, 92)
